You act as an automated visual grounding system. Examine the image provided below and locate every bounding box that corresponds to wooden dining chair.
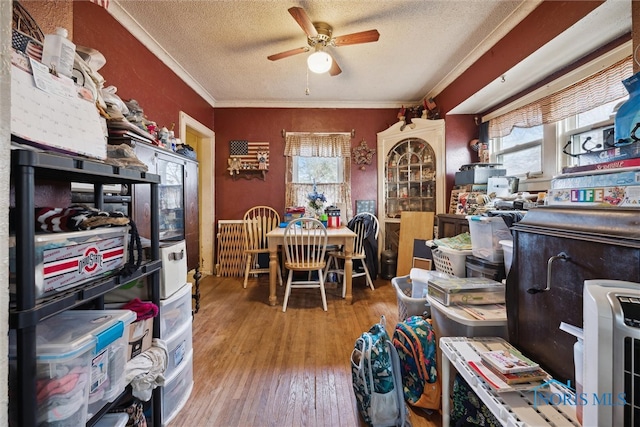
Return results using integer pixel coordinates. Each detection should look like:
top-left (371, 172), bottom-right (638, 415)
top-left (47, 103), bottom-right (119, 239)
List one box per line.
top-left (323, 212), bottom-right (379, 297)
top-left (242, 206), bottom-right (282, 288)
top-left (282, 218), bottom-right (328, 312)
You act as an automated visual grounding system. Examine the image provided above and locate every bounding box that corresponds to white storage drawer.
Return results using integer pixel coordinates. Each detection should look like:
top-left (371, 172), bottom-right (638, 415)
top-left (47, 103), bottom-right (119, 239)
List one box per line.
top-left (165, 318), bottom-right (193, 379)
top-left (161, 349), bottom-right (194, 426)
top-left (160, 282), bottom-right (192, 338)
top-left (160, 240), bottom-right (188, 298)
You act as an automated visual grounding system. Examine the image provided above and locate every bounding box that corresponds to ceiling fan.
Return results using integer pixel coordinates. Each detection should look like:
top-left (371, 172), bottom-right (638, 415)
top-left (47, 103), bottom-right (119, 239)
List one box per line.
top-left (267, 7), bottom-right (380, 76)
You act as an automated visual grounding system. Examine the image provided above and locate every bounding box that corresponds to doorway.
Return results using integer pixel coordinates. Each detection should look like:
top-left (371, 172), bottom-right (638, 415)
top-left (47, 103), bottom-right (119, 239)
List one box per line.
top-left (179, 111), bottom-right (215, 277)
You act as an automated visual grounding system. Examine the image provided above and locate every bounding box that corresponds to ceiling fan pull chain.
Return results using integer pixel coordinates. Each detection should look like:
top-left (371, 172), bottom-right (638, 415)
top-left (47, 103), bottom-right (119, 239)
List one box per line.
top-left (305, 67), bottom-right (310, 96)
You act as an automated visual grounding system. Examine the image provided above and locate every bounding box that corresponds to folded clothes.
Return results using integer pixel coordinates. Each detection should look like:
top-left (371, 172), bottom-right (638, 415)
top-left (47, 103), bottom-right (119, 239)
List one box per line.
top-left (33, 206), bottom-right (129, 232)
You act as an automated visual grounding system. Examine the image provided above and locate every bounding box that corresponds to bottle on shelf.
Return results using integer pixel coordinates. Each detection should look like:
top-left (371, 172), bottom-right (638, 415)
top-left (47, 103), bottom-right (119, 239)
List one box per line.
top-left (41, 27), bottom-right (76, 78)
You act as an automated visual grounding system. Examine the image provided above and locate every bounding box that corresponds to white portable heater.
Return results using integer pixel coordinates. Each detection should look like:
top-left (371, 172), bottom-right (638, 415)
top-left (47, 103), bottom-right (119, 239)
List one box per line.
top-left (583, 279), bottom-right (640, 427)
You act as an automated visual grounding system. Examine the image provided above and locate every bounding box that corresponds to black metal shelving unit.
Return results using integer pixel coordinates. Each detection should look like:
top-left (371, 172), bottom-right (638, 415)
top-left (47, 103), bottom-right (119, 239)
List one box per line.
top-left (10, 148), bottom-right (163, 427)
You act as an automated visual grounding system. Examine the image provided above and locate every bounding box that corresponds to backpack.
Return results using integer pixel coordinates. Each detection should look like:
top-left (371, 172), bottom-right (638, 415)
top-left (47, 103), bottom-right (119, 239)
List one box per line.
top-left (351, 316), bottom-right (409, 427)
top-left (392, 315), bottom-right (441, 410)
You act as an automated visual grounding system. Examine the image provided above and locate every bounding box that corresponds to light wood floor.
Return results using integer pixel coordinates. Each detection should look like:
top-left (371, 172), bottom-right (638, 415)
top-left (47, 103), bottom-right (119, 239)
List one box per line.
top-left (169, 273), bottom-right (442, 427)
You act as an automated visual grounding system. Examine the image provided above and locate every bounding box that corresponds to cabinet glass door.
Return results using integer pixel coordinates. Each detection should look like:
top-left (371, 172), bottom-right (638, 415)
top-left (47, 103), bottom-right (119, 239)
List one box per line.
top-left (157, 157), bottom-right (185, 241)
top-left (385, 138), bottom-right (436, 219)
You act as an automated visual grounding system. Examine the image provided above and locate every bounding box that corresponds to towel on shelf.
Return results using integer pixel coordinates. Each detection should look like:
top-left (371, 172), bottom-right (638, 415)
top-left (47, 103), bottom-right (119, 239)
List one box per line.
top-left (126, 338), bottom-right (168, 401)
top-left (123, 298), bottom-right (158, 321)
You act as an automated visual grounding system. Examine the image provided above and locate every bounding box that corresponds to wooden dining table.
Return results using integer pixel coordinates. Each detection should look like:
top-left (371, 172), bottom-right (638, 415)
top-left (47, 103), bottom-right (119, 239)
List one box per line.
top-left (266, 226), bottom-right (357, 306)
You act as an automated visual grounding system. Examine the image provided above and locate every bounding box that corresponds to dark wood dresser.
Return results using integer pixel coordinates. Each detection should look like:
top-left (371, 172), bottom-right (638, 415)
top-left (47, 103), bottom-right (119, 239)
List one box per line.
top-left (508, 206), bottom-right (640, 384)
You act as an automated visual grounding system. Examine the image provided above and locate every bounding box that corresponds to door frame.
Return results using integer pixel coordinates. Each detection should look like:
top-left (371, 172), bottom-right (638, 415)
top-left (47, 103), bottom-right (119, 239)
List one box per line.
top-left (180, 111), bottom-right (215, 276)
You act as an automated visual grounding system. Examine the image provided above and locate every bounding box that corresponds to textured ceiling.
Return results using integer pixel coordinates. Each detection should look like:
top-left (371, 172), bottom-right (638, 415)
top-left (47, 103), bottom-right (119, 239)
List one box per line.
top-left (110, 0), bottom-right (630, 111)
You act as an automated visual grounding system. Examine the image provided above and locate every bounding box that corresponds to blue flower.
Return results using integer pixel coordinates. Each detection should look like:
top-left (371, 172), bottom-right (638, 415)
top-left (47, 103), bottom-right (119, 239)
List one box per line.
top-left (307, 183), bottom-right (327, 210)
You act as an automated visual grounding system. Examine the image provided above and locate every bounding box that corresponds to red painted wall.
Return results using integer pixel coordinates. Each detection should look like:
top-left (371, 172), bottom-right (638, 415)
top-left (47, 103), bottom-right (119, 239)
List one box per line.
top-left (72, 2), bottom-right (214, 137)
top-left (213, 108), bottom-right (398, 221)
top-left (436, 1), bottom-right (604, 115)
top-left (442, 115), bottom-right (477, 199)
top-left (61, 0), bottom-right (615, 225)
top-left (437, 1), bottom-right (605, 208)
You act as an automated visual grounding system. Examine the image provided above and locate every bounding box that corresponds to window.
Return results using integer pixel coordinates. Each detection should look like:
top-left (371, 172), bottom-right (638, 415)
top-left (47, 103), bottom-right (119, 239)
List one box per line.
top-left (562, 98), bottom-right (622, 164)
top-left (487, 51), bottom-right (632, 183)
top-left (284, 133), bottom-right (352, 217)
top-left (293, 156), bottom-right (344, 183)
top-left (490, 99), bottom-right (625, 179)
top-left (492, 125), bottom-right (543, 176)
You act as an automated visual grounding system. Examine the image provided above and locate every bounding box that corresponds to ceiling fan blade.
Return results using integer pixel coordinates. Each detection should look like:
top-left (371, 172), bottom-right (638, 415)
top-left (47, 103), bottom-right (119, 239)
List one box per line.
top-left (333, 29), bottom-right (380, 46)
top-left (267, 46), bottom-right (309, 61)
top-left (329, 56), bottom-right (342, 76)
top-left (288, 7), bottom-right (318, 38)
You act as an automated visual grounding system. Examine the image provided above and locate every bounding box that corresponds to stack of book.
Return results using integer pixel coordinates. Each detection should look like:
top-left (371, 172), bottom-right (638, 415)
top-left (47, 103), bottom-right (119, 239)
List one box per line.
top-left (546, 157), bottom-right (640, 208)
top-left (467, 348), bottom-right (550, 392)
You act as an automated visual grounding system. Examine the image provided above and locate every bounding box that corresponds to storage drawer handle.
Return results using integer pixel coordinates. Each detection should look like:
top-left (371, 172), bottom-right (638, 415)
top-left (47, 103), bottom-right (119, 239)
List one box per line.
top-left (169, 249), bottom-right (185, 261)
top-left (527, 252), bottom-right (569, 294)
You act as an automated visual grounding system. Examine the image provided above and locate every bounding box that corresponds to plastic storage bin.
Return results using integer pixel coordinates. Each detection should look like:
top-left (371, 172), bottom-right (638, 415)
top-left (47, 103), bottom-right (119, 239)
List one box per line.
top-left (65, 311), bottom-right (134, 417)
top-left (500, 240), bottom-right (514, 276)
top-left (9, 226), bottom-right (129, 300)
top-left (165, 318), bottom-right (193, 379)
top-left (465, 255), bottom-right (506, 282)
top-left (9, 313), bottom-right (97, 426)
top-left (162, 349), bottom-right (194, 426)
top-left (392, 270), bottom-right (452, 320)
top-left (466, 216), bottom-right (512, 263)
top-left (52, 310), bottom-right (136, 418)
top-left (408, 268), bottom-right (453, 298)
top-left (430, 244), bottom-right (472, 277)
top-left (428, 297), bottom-right (508, 339)
top-left (392, 275), bottom-right (431, 320)
top-left (160, 282), bottom-right (193, 339)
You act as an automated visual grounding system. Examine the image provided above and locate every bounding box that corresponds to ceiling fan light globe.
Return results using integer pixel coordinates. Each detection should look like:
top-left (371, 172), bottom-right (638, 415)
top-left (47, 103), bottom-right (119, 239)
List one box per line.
top-left (307, 51), bottom-right (332, 74)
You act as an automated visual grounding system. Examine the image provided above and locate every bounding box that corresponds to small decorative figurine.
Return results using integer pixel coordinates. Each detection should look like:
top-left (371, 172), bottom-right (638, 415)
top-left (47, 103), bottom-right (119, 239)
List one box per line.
top-left (257, 151), bottom-right (268, 170)
top-left (227, 157), bottom-right (241, 175)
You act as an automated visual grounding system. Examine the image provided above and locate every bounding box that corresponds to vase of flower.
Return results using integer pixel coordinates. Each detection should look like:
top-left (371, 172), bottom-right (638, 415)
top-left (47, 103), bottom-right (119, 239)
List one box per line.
top-left (306, 181), bottom-right (327, 219)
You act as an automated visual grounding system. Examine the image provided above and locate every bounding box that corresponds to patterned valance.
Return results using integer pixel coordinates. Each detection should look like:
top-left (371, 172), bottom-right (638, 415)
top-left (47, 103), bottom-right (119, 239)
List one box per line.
top-left (284, 133), bottom-right (351, 157)
top-left (489, 55), bottom-right (633, 138)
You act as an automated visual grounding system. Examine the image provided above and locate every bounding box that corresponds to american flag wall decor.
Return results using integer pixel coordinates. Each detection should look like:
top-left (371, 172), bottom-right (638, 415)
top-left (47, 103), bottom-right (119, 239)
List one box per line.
top-left (229, 140), bottom-right (270, 169)
top-left (12, 30), bottom-right (43, 62)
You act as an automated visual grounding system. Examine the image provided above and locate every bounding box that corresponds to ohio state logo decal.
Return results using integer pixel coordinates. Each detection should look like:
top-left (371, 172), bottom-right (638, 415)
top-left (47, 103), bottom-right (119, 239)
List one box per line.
top-left (78, 246), bottom-right (103, 273)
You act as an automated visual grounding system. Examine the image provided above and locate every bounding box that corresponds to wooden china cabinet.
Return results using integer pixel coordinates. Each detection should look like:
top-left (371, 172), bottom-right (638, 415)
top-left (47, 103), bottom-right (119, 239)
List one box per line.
top-left (129, 141), bottom-right (202, 309)
top-left (377, 118), bottom-right (446, 254)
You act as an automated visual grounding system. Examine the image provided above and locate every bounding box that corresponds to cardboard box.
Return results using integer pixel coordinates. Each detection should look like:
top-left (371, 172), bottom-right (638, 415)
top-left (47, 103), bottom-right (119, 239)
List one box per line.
top-left (127, 318), bottom-right (153, 361)
top-left (546, 185), bottom-right (640, 207)
top-left (550, 169), bottom-right (640, 189)
top-left (576, 141), bottom-right (640, 166)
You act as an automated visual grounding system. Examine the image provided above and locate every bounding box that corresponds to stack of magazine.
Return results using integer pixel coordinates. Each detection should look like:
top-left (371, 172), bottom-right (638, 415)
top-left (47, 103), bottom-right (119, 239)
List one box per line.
top-left (467, 347), bottom-right (551, 392)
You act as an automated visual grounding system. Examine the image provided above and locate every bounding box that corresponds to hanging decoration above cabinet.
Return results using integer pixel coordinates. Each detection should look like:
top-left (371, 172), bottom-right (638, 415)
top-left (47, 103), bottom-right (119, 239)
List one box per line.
top-left (228, 140), bottom-right (269, 180)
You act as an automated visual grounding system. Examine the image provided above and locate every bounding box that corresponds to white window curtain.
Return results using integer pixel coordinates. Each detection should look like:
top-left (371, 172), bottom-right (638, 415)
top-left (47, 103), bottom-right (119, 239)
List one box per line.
top-left (284, 132), bottom-right (352, 218)
top-left (489, 55), bottom-right (633, 138)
